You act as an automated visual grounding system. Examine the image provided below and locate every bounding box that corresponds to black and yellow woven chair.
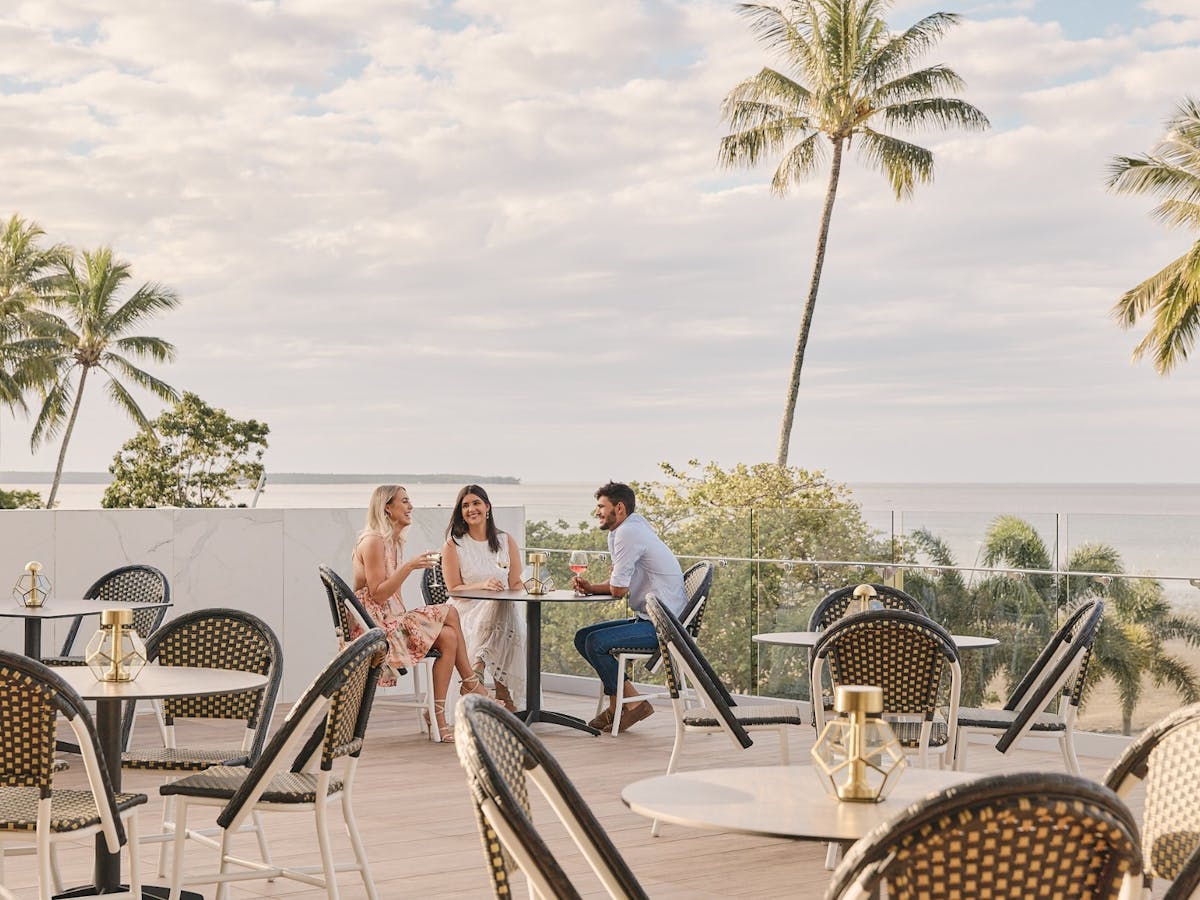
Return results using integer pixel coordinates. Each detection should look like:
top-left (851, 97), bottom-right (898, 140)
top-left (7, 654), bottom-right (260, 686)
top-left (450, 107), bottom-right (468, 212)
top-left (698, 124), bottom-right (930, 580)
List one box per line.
top-left (811, 609), bottom-right (962, 768)
top-left (1105, 701), bottom-right (1200, 898)
top-left (593, 561), bottom-right (715, 737)
top-left (159, 628), bottom-right (387, 900)
top-left (0, 651), bottom-right (147, 900)
top-left (646, 595), bottom-right (806, 836)
top-left (454, 694), bottom-right (649, 900)
top-left (120, 608), bottom-right (282, 878)
top-left (807, 583), bottom-right (928, 631)
top-left (320, 563), bottom-right (441, 741)
top-left (42, 564), bottom-right (171, 667)
top-left (825, 771), bottom-right (1143, 900)
top-left (954, 598), bottom-right (1103, 774)
top-left (1166, 846), bottom-right (1200, 900)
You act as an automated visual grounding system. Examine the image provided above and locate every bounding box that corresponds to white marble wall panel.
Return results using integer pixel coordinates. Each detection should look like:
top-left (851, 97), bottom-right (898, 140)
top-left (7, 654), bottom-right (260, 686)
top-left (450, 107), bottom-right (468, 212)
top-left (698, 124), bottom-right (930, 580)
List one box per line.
top-left (0, 505), bottom-right (526, 703)
top-left (0, 511), bottom-right (55, 655)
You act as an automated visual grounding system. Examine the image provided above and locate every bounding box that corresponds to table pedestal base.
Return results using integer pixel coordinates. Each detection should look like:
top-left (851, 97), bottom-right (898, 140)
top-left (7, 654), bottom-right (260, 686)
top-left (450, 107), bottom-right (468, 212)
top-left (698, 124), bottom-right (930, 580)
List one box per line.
top-left (516, 707), bottom-right (600, 736)
top-left (56, 885), bottom-right (204, 899)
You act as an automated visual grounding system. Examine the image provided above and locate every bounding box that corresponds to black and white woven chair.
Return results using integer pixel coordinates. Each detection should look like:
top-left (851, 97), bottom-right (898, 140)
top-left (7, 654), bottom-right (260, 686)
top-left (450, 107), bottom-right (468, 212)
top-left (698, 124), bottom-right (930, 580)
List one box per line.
top-left (320, 564), bottom-right (441, 741)
top-left (807, 583), bottom-right (927, 631)
top-left (120, 608), bottom-right (282, 878)
top-left (954, 599), bottom-right (1103, 774)
top-left (160, 628), bottom-right (388, 900)
top-left (826, 771), bottom-right (1143, 900)
top-left (420, 562), bottom-right (451, 606)
top-left (811, 609), bottom-right (962, 768)
top-left (592, 561), bottom-right (715, 737)
top-left (0, 651), bottom-right (147, 900)
top-left (1105, 701), bottom-right (1200, 898)
top-left (42, 564), bottom-right (170, 667)
top-left (454, 694), bottom-right (649, 900)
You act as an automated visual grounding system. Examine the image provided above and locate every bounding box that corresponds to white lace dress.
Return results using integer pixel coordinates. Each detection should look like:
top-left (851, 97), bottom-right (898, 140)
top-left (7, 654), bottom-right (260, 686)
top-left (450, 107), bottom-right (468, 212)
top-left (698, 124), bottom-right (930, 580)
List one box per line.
top-left (448, 534), bottom-right (526, 704)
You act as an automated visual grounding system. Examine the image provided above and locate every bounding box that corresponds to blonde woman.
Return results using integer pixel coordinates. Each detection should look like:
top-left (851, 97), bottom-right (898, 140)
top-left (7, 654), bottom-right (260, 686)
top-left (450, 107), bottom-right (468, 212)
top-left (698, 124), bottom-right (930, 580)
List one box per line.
top-left (352, 484), bottom-right (487, 741)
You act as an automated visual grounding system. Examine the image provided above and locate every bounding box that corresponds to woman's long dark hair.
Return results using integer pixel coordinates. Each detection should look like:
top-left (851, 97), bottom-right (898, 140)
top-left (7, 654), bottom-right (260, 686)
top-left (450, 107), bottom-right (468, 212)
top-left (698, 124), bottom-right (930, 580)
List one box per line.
top-left (447, 484), bottom-right (501, 552)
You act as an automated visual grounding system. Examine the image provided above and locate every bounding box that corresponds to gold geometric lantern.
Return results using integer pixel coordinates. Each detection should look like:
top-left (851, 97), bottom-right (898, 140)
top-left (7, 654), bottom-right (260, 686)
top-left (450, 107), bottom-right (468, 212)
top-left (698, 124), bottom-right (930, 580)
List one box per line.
top-left (85, 608), bottom-right (148, 682)
top-left (523, 552), bottom-right (555, 596)
top-left (13, 561), bottom-right (52, 608)
top-left (849, 583), bottom-right (882, 616)
top-left (811, 685), bottom-right (905, 802)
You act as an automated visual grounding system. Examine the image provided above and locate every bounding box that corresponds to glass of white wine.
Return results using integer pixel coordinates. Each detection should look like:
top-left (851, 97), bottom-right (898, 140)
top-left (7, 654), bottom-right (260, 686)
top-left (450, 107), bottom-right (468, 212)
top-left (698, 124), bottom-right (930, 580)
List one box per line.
top-left (496, 552), bottom-right (510, 589)
top-left (568, 551), bottom-right (589, 596)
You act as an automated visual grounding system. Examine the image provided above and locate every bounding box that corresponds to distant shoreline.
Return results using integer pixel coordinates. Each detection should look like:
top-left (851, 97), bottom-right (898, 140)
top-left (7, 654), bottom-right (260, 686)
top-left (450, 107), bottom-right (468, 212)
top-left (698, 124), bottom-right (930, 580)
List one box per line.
top-left (0, 471), bottom-right (522, 485)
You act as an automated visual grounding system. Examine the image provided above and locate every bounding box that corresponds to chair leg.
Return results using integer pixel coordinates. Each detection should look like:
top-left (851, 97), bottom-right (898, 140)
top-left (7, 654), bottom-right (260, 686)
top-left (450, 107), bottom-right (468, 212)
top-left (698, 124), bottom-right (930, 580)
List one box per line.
top-left (47, 843), bottom-right (63, 894)
top-left (342, 788), bottom-right (379, 900)
top-left (126, 810), bottom-right (142, 899)
top-left (824, 842), bottom-right (842, 870)
top-left (251, 810), bottom-right (274, 875)
top-left (953, 731), bottom-right (968, 771)
top-left (168, 799), bottom-right (189, 900)
top-left (1061, 733), bottom-right (1081, 775)
top-left (157, 792), bottom-right (175, 877)
top-left (315, 797), bottom-right (342, 900)
top-left (36, 828), bottom-right (51, 900)
top-left (215, 828), bottom-right (233, 900)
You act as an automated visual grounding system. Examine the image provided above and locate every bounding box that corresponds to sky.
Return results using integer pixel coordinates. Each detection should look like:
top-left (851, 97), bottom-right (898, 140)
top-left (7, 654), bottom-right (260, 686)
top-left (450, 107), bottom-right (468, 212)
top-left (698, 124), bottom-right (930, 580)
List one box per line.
top-left (1, 0), bottom-right (1199, 485)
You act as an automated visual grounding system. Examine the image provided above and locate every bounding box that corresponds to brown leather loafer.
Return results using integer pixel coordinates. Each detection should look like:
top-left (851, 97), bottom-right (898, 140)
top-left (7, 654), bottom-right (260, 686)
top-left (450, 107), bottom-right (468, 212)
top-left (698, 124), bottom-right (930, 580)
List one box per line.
top-left (618, 700), bottom-right (655, 732)
top-left (588, 708), bottom-right (615, 731)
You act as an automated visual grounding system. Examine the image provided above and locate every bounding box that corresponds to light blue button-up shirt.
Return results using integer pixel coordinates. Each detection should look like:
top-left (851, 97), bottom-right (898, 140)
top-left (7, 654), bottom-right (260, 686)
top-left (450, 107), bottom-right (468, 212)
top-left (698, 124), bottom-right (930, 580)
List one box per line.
top-left (608, 513), bottom-right (686, 619)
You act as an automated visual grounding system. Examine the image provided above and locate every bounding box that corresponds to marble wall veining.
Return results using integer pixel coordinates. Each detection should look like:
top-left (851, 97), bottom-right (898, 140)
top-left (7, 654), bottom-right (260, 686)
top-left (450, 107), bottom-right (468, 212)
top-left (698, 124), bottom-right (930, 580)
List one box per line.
top-left (0, 506), bottom-right (525, 702)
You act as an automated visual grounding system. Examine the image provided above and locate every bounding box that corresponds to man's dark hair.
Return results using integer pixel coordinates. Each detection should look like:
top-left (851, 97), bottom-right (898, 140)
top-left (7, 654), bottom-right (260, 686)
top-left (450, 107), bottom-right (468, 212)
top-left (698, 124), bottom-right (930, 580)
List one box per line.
top-left (595, 481), bottom-right (636, 515)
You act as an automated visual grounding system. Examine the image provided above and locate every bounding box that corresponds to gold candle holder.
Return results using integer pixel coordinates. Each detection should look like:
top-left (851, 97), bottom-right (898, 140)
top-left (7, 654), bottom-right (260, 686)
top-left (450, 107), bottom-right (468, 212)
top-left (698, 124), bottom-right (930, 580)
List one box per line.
top-left (523, 552), bottom-right (553, 595)
top-left (811, 685), bottom-right (905, 803)
top-left (13, 561), bottom-right (52, 608)
top-left (86, 608), bottom-right (148, 682)
top-left (851, 583), bottom-right (878, 616)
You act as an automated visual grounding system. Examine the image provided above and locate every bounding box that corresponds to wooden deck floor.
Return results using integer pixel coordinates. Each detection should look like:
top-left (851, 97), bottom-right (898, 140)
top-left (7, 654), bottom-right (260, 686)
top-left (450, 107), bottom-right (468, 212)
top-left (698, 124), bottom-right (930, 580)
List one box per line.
top-left (9, 691), bottom-right (1124, 899)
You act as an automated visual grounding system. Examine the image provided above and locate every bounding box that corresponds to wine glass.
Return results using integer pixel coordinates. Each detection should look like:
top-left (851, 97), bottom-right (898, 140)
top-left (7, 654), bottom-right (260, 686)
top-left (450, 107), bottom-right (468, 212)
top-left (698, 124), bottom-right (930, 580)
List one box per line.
top-left (568, 551), bottom-right (589, 595)
top-left (496, 552), bottom-right (510, 588)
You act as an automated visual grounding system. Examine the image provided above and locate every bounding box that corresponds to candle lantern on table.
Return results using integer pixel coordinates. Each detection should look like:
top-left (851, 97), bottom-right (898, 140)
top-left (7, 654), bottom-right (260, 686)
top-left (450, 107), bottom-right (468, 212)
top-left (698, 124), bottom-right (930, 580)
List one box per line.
top-left (85, 608), bottom-right (148, 682)
top-left (13, 561), bottom-right (52, 608)
top-left (811, 685), bottom-right (905, 802)
top-left (847, 583), bottom-right (883, 617)
top-left (523, 552), bottom-right (554, 596)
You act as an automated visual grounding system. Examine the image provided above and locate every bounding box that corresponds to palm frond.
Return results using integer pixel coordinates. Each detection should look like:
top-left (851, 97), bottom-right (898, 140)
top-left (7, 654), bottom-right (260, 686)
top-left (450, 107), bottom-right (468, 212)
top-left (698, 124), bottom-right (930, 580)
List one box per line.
top-left (1112, 239), bottom-right (1200, 373)
top-left (102, 375), bottom-right (153, 430)
top-left (878, 96), bottom-right (990, 132)
top-left (1148, 653), bottom-right (1200, 703)
top-left (105, 281), bottom-right (181, 335)
top-left (770, 131), bottom-right (825, 195)
top-left (101, 354), bottom-right (179, 402)
top-left (855, 128), bottom-right (934, 199)
top-left (722, 67), bottom-right (813, 119)
top-left (862, 12), bottom-right (962, 86)
top-left (110, 335), bottom-right (177, 363)
top-left (869, 65), bottom-right (965, 104)
top-left (30, 375), bottom-right (75, 449)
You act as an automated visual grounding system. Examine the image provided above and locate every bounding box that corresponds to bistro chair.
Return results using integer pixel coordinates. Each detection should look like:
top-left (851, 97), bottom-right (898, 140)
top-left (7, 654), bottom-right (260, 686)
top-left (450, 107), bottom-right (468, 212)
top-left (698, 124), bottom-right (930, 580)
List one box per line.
top-left (811, 609), bottom-right (962, 768)
top-left (1166, 847), bottom-right (1200, 900)
top-left (319, 564), bottom-right (441, 741)
top-left (420, 562), bottom-right (451, 605)
top-left (0, 651), bottom-right (147, 900)
top-left (954, 599), bottom-right (1103, 774)
top-left (42, 564), bottom-right (171, 667)
top-left (1105, 701), bottom-right (1200, 898)
top-left (454, 694), bottom-right (649, 900)
top-left (594, 561), bottom-right (715, 737)
top-left (646, 596), bottom-right (806, 831)
top-left (807, 583), bottom-right (928, 631)
top-left (120, 608), bottom-right (282, 878)
top-left (159, 628), bottom-right (387, 900)
top-left (825, 771), bottom-right (1143, 900)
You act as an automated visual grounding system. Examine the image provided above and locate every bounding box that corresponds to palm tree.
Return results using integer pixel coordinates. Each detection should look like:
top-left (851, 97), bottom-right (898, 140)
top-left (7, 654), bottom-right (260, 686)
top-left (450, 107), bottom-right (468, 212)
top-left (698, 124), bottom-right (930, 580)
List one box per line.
top-left (1107, 97), bottom-right (1200, 374)
top-left (23, 246), bottom-right (180, 507)
top-left (0, 215), bottom-right (66, 420)
top-left (718, 0), bottom-right (989, 465)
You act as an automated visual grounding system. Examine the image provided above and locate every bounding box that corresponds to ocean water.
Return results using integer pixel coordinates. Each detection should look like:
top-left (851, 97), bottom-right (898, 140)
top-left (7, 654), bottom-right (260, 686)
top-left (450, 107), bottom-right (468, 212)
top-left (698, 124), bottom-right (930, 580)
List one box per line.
top-left (36, 478), bottom-right (1200, 597)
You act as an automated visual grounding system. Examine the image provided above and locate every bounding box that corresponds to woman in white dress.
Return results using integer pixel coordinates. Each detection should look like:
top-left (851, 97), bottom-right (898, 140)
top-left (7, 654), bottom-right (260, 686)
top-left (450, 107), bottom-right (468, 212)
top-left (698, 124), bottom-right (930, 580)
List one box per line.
top-left (441, 484), bottom-right (526, 712)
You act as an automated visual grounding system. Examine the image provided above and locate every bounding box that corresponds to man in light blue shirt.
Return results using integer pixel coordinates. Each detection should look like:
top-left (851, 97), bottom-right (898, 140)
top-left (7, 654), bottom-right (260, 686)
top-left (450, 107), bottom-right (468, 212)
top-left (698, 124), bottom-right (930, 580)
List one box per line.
top-left (572, 481), bottom-right (686, 734)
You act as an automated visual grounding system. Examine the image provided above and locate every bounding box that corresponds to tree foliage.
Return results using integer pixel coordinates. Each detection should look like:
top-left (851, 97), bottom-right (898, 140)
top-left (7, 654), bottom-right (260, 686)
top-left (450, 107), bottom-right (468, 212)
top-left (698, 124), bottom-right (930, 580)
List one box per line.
top-left (1108, 96), bottom-right (1200, 374)
top-left (0, 487), bottom-right (42, 509)
top-left (103, 392), bottom-right (269, 508)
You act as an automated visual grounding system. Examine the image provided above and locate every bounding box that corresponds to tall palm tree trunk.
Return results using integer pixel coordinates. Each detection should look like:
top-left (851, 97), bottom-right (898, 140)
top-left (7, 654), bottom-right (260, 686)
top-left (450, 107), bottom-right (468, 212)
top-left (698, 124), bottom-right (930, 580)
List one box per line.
top-left (776, 137), bottom-right (845, 466)
top-left (46, 367), bottom-right (88, 508)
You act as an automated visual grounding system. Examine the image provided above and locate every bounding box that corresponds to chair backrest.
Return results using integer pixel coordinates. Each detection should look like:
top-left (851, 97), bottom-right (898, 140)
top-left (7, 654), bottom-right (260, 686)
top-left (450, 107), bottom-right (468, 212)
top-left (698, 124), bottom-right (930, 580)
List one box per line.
top-left (421, 563), bottom-right (450, 605)
top-left (139, 608), bottom-right (283, 763)
top-left (808, 583), bottom-right (928, 631)
top-left (811, 609), bottom-right (961, 721)
top-left (641, 560), bottom-right (714, 672)
top-left (646, 595), bottom-right (751, 750)
top-left (454, 694), bottom-right (648, 900)
top-left (214, 628), bottom-right (388, 834)
top-left (1004, 597), bottom-right (1100, 711)
top-left (1105, 701), bottom-right (1200, 886)
top-left (995, 600), bottom-right (1104, 755)
top-left (60, 564), bottom-right (171, 656)
top-left (0, 650), bottom-right (130, 852)
top-left (826, 771), bottom-right (1142, 900)
top-left (1166, 846), bottom-right (1200, 900)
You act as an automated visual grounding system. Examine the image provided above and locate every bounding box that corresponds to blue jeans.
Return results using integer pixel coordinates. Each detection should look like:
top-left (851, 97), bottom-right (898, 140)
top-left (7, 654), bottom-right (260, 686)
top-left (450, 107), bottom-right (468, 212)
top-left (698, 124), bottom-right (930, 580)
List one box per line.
top-left (574, 617), bottom-right (657, 696)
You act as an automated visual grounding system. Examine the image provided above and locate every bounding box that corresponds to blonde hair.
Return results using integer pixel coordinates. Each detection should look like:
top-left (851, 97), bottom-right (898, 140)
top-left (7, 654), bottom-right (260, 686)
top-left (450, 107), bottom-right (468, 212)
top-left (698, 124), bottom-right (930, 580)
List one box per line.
top-left (360, 484), bottom-right (407, 545)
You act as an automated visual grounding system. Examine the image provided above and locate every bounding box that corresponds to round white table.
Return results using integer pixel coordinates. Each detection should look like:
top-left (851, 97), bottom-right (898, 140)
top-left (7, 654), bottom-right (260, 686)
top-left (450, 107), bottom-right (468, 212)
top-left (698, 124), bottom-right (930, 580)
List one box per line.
top-left (753, 631), bottom-right (999, 650)
top-left (449, 588), bottom-right (614, 736)
top-left (0, 599), bottom-right (171, 660)
top-left (622, 764), bottom-right (981, 843)
top-left (53, 665), bottom-right (269, 899)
